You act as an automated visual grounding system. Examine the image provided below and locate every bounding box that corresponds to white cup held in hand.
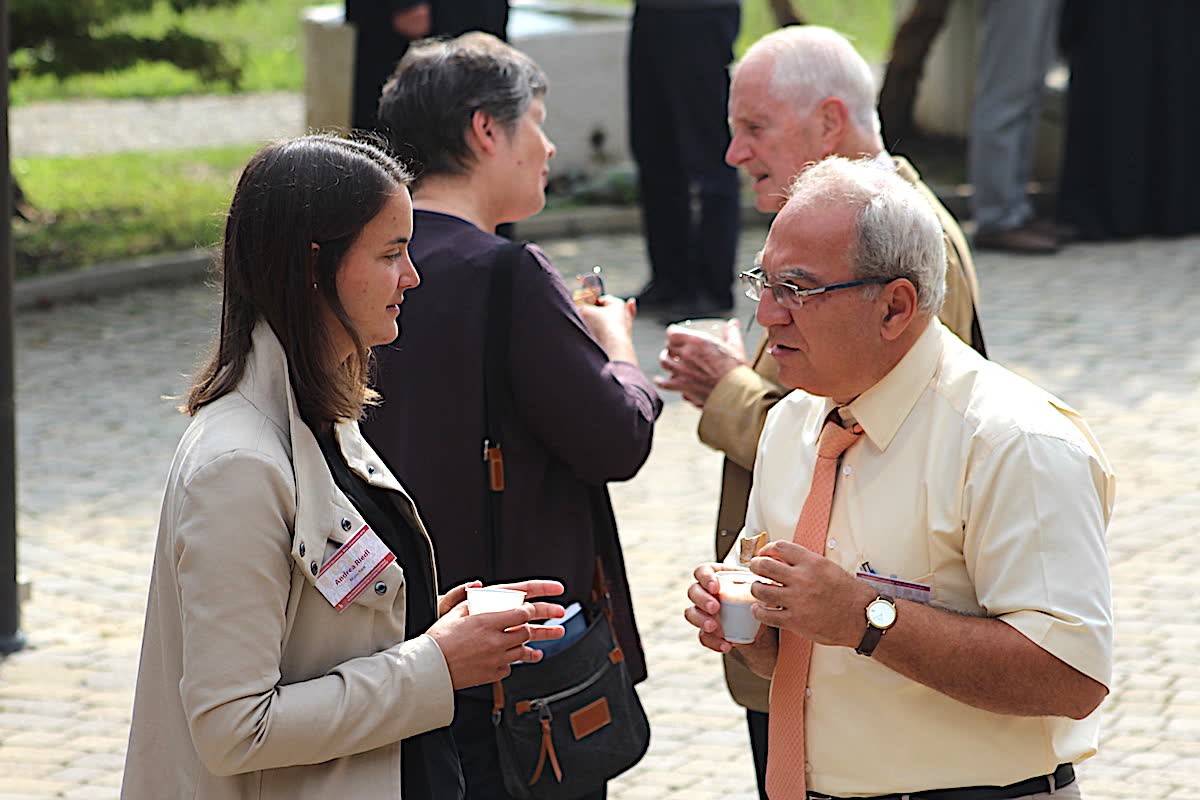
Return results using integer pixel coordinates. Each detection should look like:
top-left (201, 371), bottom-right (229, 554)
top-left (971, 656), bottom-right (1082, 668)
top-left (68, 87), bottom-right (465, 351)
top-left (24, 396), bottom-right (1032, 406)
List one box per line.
top-left (667, 317), bottom-right (733, 346)
top-left (466, 587), bottom-right (526, 614)
top-left (715, 570), bottom-right (762, 644)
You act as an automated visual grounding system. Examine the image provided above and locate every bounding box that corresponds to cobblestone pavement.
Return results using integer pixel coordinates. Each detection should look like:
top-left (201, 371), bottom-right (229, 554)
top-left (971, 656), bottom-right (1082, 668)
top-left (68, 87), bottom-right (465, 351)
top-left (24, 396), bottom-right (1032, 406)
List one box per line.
top-left (3, 225), bottom-right (1199, 799)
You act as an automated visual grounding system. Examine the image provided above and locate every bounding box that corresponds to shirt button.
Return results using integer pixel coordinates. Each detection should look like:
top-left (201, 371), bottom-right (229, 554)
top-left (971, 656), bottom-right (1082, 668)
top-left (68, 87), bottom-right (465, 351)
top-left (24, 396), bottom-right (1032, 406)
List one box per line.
top-left (842, 465), bottom-right (853, 476)
top-left (298, 542), bottom-right (305, 557)
top-left (374, 581), bottom-right (387, 595)
top-left (805, 688), bottom-right (813, 698)
top-left (310, 561), bottom-right (319, 576)
top-left (804, 762), bottom-right (813, 774)
top-left (827, 539), bottom-right (837, 550)
top-left (367, 466), bottom-right (376, 475)
top-left (341, 518), bottom-right (352, 531)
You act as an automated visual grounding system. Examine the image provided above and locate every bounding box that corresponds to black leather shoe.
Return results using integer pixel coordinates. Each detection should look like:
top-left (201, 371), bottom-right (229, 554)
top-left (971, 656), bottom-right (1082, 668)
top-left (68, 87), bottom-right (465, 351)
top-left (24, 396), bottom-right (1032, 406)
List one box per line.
top-left (974, 223), bottom-right (1060, 254)
top-left (1028, 218), bottom-right (1079, 245)
top-left (655, 295), bottom-right (734, 325)
top-left (634, 281), bottom-right (679, 311)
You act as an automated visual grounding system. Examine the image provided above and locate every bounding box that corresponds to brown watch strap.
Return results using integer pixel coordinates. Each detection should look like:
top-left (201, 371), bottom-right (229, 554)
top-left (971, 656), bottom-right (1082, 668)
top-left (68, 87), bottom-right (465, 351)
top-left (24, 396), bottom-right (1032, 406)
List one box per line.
top-left (855, 624), bottom-right (885, 657)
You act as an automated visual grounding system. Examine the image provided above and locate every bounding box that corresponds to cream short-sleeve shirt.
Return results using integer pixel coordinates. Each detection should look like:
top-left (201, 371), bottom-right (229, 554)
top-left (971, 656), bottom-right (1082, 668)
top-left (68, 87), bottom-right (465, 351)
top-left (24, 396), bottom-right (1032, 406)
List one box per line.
top-left (739, 320), bottom-right (1114, 796)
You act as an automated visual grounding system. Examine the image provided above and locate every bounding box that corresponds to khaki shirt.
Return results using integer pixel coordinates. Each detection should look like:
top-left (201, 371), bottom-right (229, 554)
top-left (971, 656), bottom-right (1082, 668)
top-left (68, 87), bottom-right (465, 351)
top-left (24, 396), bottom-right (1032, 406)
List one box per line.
top-left (733, 321), bottom-right (1115, 795)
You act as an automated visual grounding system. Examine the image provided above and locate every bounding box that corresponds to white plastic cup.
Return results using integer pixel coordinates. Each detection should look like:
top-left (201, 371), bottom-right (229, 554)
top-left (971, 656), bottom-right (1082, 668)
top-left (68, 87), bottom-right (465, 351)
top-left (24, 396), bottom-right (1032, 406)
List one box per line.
top-left (715, 570), bottom-right (762, 644)
top-left (668, 317), bottom-right (733, 346)
top-left (466, 587), bottom-right (526, 614)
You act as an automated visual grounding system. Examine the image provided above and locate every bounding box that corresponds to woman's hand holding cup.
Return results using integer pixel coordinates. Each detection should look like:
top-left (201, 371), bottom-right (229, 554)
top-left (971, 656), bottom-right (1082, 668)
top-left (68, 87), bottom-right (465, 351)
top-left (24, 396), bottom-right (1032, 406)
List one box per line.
top-left (428, 579), bottom-right (566, 689)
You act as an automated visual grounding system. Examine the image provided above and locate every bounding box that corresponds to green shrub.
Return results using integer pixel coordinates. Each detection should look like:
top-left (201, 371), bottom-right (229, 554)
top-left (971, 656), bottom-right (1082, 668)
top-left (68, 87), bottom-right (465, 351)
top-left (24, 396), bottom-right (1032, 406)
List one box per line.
top-left (11, 0), bottom-right (242, 89)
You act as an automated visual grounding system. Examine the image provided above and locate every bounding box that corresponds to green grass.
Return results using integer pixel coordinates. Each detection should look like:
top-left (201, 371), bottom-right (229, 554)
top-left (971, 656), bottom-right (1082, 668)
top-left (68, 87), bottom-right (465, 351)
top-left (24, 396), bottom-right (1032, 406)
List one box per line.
top-left (8, 0), bottom-right (894, 278)
top-left (12, 146), bottom-right (255, 279)
top-left (736, 0), bottom-right (893, 63)
top-left (9, 0), bottom-right (312, 104)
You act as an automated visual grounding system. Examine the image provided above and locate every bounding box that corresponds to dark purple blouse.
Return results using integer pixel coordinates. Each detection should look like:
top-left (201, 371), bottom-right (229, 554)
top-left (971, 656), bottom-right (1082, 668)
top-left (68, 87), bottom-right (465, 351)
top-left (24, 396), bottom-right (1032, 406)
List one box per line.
top-left (361, 210), bottom-right (662, 681)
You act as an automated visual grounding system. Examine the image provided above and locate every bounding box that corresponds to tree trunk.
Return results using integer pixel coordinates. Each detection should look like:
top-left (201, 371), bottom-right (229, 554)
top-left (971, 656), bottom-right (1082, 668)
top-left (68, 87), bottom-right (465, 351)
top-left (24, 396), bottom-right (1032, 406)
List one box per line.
top-left (878, 0), bottom-right (952, 146)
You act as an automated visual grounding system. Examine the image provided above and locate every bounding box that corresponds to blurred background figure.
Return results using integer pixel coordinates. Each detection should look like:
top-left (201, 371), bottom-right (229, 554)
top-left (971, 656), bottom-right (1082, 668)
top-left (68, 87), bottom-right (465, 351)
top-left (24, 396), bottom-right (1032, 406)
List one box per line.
top-left (627, 0), bottom-right (742, 324)
top-left (1057, 0), bottom-right (1200, 240)
top-left (968, 0), bottom-right (1063, 254)
top-left (346, 0), bottom-right (509, 134)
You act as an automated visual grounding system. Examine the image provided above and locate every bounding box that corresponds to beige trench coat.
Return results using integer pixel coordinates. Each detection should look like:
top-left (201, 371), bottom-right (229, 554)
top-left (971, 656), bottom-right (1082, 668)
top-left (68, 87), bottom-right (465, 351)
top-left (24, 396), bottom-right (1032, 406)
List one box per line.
top-left (698, 156), bottom-right (983, 711)
top-left (122, 322), bottom-right (455, 799)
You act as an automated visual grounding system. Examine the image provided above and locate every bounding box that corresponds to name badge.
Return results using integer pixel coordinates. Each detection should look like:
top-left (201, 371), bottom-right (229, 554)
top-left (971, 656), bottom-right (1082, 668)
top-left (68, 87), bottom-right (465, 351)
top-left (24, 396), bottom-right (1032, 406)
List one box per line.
top-left (314, 524), bottom-right (395, 613)
top-left (855, 570), bottom-right (932, 604)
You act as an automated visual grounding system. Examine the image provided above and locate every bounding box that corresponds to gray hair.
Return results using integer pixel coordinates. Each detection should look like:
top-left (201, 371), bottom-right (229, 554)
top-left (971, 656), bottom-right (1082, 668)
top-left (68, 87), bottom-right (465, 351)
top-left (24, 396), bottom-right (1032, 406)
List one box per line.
top-left (378, 32), bottom-right (548, 183)
top-left (738, 25), bottom-right (880, 137)
top-left (787, 156), bottom-right (946, 316)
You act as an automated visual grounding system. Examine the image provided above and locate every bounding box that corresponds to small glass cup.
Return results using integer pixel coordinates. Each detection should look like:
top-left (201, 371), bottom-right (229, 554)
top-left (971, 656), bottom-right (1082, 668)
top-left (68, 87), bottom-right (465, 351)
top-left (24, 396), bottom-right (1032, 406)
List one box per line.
top-left (571, 266), bottom-right (605, 306)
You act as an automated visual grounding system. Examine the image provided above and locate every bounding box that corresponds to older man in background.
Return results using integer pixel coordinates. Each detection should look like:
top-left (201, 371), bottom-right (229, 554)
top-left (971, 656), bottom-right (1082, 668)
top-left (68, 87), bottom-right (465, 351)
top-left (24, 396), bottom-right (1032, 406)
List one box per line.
top-left (657, 26), bottom-right (986, 797)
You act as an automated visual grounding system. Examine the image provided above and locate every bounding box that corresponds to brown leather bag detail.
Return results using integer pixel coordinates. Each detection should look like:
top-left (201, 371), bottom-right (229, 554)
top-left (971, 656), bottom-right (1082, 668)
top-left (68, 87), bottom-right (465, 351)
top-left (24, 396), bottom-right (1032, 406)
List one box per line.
top-left (569, 697), bottom-right (612, 741)
top-left (529, 717), bottom-right (563, 785)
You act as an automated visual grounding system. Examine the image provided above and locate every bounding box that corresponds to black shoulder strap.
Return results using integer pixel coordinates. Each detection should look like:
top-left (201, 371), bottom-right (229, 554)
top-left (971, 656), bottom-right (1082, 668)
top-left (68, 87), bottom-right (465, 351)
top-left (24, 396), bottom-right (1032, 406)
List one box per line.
top-left (481, 241), bottom-right (526, 575)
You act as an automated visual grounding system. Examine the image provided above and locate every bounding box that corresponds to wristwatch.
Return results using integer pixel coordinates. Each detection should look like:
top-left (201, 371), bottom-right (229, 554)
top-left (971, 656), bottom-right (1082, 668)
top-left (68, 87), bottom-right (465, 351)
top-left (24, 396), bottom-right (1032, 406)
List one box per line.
top-left (855, 595), bottom-right (897, 657)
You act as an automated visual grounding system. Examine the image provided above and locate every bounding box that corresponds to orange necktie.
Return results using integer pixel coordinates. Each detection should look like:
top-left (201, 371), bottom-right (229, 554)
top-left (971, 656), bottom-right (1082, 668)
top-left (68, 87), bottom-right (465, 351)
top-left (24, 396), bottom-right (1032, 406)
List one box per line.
top-left (766, 414), bottom-right (863, 799)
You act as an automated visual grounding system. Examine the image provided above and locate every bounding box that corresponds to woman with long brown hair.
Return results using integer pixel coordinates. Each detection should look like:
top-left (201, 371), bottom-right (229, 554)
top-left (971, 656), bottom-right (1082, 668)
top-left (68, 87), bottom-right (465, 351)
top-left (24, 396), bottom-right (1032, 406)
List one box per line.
top-left (122, 134), bottom-right (564, 800)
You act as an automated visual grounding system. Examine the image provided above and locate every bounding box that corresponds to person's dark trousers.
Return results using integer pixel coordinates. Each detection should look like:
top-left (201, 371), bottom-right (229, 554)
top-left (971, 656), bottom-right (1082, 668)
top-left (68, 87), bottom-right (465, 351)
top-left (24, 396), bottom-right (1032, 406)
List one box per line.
top-left (628, 4), bottom-right (741, 309)
top-left (747, 709), bottom-right (769, 800)
top-left (346, 0), bottom-right (412, 134)
top-left (452, 692), bottom-right (607, 800)
top-left (432, 0), bottom-right (509, 39)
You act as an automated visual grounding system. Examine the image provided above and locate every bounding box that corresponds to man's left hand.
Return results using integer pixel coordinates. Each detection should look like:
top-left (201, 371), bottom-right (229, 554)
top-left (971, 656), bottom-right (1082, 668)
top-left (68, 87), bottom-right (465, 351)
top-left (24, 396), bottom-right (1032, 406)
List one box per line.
top-left (655, 325), bottom-right (747, 408)
top-left (749, 540), bottom-right (876, 647)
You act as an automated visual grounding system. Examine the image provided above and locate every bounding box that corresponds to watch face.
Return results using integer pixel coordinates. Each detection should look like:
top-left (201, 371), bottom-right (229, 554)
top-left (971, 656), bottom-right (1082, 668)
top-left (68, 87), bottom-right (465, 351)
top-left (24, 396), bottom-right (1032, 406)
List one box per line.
top-left (867, 599), bottom-right (896, 628)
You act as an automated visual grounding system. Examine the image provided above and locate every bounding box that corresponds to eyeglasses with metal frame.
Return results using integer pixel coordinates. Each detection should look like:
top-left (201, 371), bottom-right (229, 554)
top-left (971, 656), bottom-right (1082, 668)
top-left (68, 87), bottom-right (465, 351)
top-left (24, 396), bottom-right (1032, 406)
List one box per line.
top-left (738, 267), bottom-right (895, 310)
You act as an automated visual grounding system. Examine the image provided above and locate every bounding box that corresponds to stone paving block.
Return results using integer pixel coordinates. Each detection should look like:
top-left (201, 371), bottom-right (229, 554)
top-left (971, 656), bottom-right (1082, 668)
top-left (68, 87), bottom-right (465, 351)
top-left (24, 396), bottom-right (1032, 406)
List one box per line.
top-left (0, 779), bottom-right (71, 796)
top-left (61, 786), bottom-right (119, 800)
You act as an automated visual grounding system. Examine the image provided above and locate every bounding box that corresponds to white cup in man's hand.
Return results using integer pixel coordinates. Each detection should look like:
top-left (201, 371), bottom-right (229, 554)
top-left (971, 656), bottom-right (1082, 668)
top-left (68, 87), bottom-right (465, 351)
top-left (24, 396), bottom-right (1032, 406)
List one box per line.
top-left (715, 570), bottom-right (763, 644)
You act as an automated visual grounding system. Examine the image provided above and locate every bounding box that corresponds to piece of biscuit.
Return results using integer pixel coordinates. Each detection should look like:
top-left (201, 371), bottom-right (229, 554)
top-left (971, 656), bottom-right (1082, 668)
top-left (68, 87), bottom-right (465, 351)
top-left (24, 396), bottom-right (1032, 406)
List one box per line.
top-left (738, 531), bottom-right (768, 564)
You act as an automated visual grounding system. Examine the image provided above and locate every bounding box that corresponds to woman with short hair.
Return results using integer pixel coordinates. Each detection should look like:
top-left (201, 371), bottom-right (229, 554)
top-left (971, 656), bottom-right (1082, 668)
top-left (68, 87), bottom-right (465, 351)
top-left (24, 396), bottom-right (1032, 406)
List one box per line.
top-left (366, 33), bottom-right (662, 800)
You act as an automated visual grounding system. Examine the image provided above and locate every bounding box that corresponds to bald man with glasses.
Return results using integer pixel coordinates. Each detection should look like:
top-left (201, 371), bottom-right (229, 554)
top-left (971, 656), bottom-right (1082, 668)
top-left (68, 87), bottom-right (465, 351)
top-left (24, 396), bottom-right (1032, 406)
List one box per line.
top-left (685, 156), bottom-right (1112, 800)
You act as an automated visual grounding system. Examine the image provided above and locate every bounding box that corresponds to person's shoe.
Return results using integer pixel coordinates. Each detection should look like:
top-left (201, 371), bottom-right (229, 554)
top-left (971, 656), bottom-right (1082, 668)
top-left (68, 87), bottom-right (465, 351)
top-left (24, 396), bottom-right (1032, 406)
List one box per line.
top-left (655, 295), bottom-right (734, 325)
top-left (634, 281), bottom-right (679, 311)
top-left (973, 223), bottom-right (1060, 255)
top-left (1028, 218), bottom-right (1079, 245)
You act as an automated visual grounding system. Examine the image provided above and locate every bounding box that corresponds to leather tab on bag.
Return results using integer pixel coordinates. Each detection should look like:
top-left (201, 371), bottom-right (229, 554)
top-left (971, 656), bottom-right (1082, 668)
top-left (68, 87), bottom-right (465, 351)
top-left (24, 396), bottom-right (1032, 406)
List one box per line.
top-left (486, 444), bottom-right (505, 491)
top-left (515, 700), bottom-right (533, 715)
top-left (569, 697), bottom-right (612, 740)
top-left (492, 681), bottom-right (505, 720)
top-left (530, 717), bottom-right (564, 785)
top-left (608, 646), bottom-right (624, 665)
